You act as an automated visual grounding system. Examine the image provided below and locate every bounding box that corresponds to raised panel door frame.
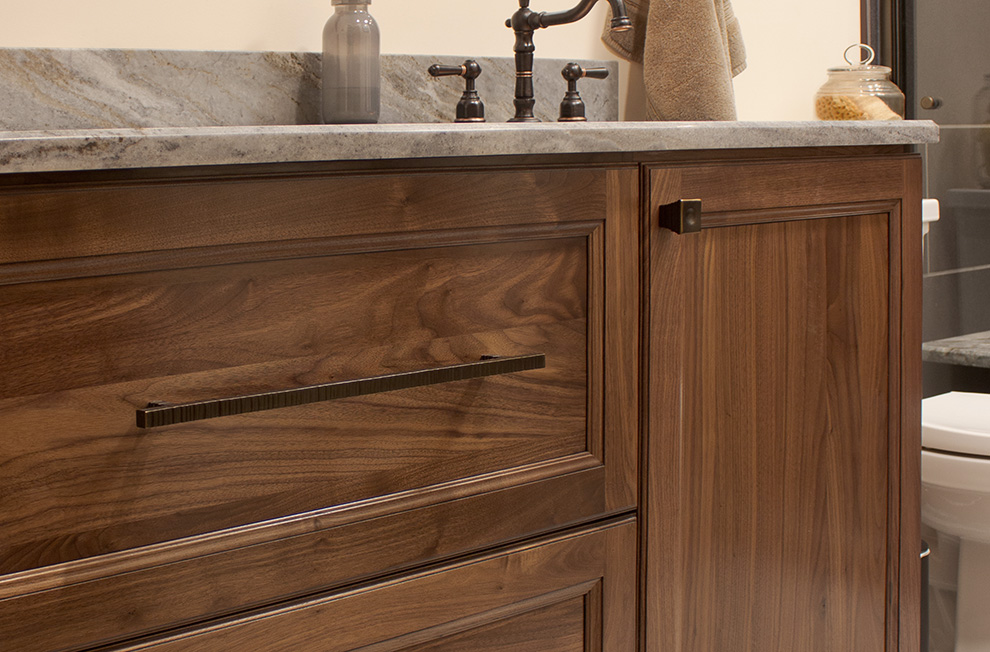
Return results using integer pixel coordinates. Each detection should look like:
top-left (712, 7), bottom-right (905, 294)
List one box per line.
top-left (643, 154), bottom-right (923, 652)
top-left (0, 165), bottom-right (641, 652)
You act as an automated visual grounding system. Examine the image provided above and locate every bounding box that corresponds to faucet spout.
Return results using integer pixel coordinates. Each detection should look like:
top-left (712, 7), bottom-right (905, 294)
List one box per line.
top-left (606, 0), bottom-right (634, 31)
top-left (506, 0), bottom-right (631, 122)
top-left (539, 0), bottom-right (632, 31)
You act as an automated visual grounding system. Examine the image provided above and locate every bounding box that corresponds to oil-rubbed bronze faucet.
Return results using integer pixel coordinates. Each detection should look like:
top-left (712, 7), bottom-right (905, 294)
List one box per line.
top-left (506, 0), bottom-right (632, 122)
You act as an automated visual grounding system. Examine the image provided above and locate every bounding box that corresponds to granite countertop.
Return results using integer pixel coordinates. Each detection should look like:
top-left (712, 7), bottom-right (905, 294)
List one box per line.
top-left (923, 331), bottom-right (990, 369)
top-left (0, 121), bottom-right (940, 175)
top-left (0, 48), bottom-right (940, 175)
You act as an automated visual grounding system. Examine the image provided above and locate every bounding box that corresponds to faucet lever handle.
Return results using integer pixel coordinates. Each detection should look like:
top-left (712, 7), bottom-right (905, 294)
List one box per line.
top-left (429, 64), bottom-right (465, 77)
top-left (582, 67), bottom-right (610, 80)
top-left (428, 60), bottom-right (486, 123)
top-left (561, 63), bottom-right (610, 83)
top-left (428, 60), bottom-right (483, 81)
top-left (559, 63), bottom-right (610, 122)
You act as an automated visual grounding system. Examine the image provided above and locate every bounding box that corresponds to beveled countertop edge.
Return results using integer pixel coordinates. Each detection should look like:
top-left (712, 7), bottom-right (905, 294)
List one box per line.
top-left (0, 120), bottom-right (939, 175)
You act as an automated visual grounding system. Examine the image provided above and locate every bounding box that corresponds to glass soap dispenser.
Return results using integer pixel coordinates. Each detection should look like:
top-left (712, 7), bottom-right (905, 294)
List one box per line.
top-left (322, 0), bottom-right (380, 124)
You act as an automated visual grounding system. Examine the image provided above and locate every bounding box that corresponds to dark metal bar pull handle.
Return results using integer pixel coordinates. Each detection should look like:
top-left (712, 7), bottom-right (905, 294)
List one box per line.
top-left (137, 354), bottom-right (546, 429)
top-left (658, 199), bottom-right (703, 234)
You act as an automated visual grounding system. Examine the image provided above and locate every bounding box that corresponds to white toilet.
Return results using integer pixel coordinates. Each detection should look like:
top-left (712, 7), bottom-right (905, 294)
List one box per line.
top-left (922, 391), bottom-right (990, 652)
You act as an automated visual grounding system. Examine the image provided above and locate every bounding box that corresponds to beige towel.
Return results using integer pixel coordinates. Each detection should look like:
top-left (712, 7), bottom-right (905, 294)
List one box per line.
top-left (603, 0), bottom-right (747, 120)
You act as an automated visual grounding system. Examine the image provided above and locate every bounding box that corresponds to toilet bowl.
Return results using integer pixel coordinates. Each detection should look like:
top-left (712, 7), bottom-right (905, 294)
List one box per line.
top-left (922, 391), bottom-right (990, 652)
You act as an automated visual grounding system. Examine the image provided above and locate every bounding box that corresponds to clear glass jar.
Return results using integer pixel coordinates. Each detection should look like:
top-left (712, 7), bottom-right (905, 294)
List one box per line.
top-left (322, 0), bottom-right (380, 124)
top-left (974, 73), bottom-right (990, 188)
top-left (815, 45), bottom-right (905, 121)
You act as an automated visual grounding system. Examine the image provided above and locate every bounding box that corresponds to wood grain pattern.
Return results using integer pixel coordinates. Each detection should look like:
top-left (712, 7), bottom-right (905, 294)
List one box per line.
top-left (676, 157), bottom-right (913, 214)
top-left (0, 221), bottom-right (600, 287)
top-left (699, 200), bottom-right (900, 229)
top-left (0, 237), bottom-right (587, 399)
top-left (645, 154), bottom-right (921, 652)
top-left (687, 217), bottom-right (888, 652)
top-left (0, 162), bottom-right (640, 652)
top-left (0, 462), bottom-right (605, 652)
top-left (0, 168), bottom-right (609, 265)
top-left (395, 598), bottom-right (586, 652)
top-left (107, 518), bottom-right (636, 652)
top-left (603, 169), bottom-right (641, 513)
top-left (0, 235), bottom-right (591, 573)
top-left (644, 166), bottom-right (687, 652)
top-left (602, 502), bottom-right (638, 651)
top-left (0, 147), bottom-right (924, 651)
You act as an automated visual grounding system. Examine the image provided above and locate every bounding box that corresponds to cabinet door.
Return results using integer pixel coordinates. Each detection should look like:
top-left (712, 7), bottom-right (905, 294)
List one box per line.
top-left (645, 156), bottom-right (923, 652)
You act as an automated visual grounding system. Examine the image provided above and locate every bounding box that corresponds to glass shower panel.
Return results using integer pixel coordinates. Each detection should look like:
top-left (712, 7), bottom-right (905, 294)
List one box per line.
top-left (915, 1), bottom-right (990, 651)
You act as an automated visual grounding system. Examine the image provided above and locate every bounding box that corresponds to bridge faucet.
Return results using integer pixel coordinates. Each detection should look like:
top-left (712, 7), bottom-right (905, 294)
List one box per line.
top-left (506, 0), bottom-right (632, 122)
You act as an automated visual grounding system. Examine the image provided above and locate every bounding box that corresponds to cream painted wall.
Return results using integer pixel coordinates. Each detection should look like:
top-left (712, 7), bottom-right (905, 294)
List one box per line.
top-left (733, 1), bottom-right (862, 121)
top-left (0, 0), bottom-right (860, 121)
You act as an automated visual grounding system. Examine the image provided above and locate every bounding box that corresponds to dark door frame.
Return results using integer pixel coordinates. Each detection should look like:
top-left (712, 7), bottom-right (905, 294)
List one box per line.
top-left (862, 0), bottom-right (916, 117)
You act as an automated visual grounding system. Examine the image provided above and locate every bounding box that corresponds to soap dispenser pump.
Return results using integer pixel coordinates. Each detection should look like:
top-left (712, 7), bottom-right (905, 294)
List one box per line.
top-left (322, 0), bottom-right (381, 124)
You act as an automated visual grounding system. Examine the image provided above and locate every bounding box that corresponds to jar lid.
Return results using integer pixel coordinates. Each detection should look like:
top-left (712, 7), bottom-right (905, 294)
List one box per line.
top-left (331, 0), bottom-right (370, 4)
top-left (828, 44), bottom-right (890, 74)
top-left (827, 64), bottom-right (893, 76)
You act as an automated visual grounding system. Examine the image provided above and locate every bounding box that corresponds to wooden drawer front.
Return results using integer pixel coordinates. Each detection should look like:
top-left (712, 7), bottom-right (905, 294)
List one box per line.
top-left (0, 166), bottom-right (640, 652)
top-left (0, 234), bottom-right (595, 573)
top-left (113, 518), bottom-right (637, 652)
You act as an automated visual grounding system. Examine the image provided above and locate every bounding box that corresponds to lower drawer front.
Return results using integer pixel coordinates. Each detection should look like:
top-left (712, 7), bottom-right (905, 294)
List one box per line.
top-left (113, 518), bottom-right (637, 652)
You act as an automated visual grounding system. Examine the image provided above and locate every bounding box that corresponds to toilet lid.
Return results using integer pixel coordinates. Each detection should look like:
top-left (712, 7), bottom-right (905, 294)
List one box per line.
top-left (922, 391), bottom-right (990, 457)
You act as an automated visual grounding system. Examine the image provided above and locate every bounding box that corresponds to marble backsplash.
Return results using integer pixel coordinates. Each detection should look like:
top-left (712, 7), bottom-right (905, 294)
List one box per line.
top-left (0, 48), bottom-right (619, 130)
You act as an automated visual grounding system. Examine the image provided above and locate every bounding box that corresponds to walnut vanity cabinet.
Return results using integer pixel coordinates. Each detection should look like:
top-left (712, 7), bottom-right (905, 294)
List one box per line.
top-left (0, 146), bottom-right (924, 652)
top-left (643, 153), bottom-right (923, 652)
top-left (0, 165), bottom-right (640, 652)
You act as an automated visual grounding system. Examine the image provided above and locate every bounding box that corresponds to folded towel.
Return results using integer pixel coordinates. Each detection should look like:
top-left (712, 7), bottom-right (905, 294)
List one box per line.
top-left (603, 0), bottom-right (747, 120)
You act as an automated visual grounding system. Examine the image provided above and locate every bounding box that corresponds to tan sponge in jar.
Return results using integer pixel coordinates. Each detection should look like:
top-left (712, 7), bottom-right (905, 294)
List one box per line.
top-left (816, 94), bottom-right (903, 121)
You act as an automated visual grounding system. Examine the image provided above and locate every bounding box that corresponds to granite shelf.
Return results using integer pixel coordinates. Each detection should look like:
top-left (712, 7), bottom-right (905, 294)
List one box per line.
top-left (923, 330), bottom-right (990, 369)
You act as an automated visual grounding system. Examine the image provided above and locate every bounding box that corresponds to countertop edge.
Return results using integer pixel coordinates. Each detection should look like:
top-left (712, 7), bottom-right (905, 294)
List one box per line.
top-left (922, 330), bottom-right (990, 370)
top-left (0, 120), bottom-right (940, 175)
